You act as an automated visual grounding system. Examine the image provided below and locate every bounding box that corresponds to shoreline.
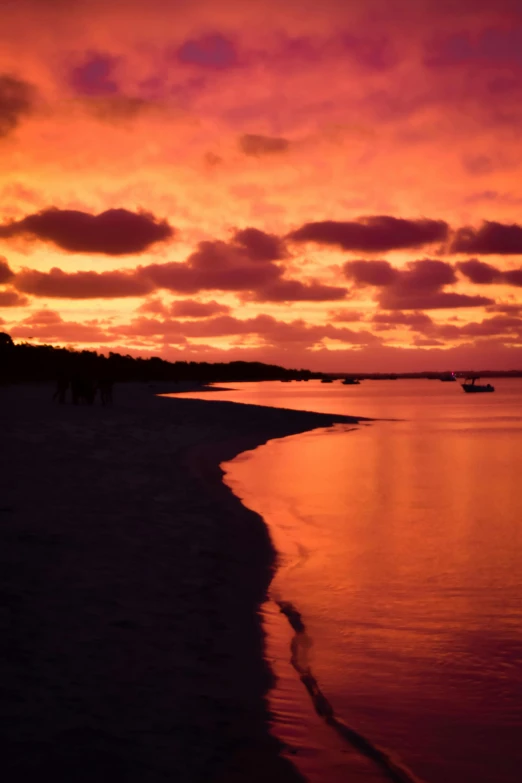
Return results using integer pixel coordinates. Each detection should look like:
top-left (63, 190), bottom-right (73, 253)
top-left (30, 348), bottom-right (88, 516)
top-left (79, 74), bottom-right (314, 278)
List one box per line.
top-left (0, 381), bottom-right (362, 782)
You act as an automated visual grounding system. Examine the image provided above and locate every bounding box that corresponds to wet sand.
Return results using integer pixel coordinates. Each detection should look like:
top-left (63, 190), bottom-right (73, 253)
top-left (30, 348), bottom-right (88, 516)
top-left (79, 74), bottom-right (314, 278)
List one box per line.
top-left (0, 382), bottom-right (360, 782)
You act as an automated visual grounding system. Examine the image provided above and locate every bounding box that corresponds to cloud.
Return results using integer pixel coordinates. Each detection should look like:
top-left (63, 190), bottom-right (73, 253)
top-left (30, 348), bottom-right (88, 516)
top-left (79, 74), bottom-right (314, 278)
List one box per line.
top-left (14, 267), bottom-right (155, 298)
top-left (344, 257), bottom-right (494, 309)
top-left (10, 320), bottom-right (114, 343)
top-left (112, 312), bottom-right (379, 348)
top-left (344, 258), bottom-right (456, 289)
top-left (233, 227), bottom-right (288, 260)
top-left (329, 309), bottom-right (365, 322)
top-left (371, 311), bottom-right (434, 329)
top-left (343, 259), bottom-right (398, 286)
top-left (239, 133), bottom-right (290, 156)
top-left (0, 288), bottom-right (29, 307)
top-left (246, 278), bottom-right (348, 302)
top-left (21, 308), bottom-right (63, 325)
top-left (10, 227), bottom-right (288, 299)
top-left (146, 233), bottom-right (285, 293)
top-left (458, 258), bottom-right (522, 285)
top-left (456, 258), bottom-right (500, 283)
top-left (451, 221), bottom-right (522, 254)
top-left (379, 291), bottom-right (495, 310)
top-left (0, 74), bottom-right (35, 137)
top-left (0, 257), bottom-right (14, 283)
top-left (68, 51), bottom-right (120, 96)
top-left (175, 33), bottom-right (240, 69)
top-left (289, 217), bottom-right (449, 253)
top-left (168, 299), bottom-right (231, 318)
top-left (0, 208), bottom-right (174, 255)
top-left (424, 28), bottom-right (522, 69)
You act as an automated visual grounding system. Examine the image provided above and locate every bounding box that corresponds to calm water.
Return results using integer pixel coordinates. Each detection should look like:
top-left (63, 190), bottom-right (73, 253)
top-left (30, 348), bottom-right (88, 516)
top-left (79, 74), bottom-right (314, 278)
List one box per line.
top-left (175, 380), bottom-right (522, 783)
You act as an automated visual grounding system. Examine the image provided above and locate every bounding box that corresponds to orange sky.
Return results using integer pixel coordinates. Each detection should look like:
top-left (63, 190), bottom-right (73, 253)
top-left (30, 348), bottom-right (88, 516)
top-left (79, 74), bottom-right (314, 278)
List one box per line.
top-left (1, 0), bottom-right (522, 371)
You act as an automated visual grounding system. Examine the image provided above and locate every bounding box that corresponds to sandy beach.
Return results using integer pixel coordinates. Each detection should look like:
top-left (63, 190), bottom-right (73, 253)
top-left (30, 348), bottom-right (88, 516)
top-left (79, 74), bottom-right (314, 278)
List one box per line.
top-left (0, 382), bottom-right (360, 782)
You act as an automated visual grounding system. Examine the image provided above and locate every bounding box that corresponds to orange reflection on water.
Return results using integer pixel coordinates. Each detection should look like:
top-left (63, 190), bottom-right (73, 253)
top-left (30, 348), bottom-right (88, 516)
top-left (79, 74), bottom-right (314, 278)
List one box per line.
top-left (223, 386), bottom-right (522, 783)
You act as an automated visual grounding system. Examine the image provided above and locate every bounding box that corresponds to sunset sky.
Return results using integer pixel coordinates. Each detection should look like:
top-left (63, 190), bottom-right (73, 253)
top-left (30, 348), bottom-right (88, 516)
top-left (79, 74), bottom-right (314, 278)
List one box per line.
top-left (1, 0), bottom-right (522, 371)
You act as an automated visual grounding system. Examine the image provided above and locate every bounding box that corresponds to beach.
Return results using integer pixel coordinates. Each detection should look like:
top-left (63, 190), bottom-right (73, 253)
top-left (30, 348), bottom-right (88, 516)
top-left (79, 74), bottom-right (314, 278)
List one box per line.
top-left (0, 382), bottom-right (359, 782)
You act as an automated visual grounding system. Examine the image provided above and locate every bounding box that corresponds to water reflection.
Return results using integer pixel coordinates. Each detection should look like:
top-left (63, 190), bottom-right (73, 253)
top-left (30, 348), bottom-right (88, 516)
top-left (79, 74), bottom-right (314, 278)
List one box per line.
top-left (217, 381), bottom-right (522, 783)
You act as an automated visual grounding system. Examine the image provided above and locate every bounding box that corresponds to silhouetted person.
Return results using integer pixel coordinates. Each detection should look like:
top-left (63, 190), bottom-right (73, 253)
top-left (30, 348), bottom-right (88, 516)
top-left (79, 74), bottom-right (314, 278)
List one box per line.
top-left (52, 374), bottom-right (69, 404)
top-left (98, 378), bottom-right (114, 406)
top-left (71, 376), bottom-right (96, 405)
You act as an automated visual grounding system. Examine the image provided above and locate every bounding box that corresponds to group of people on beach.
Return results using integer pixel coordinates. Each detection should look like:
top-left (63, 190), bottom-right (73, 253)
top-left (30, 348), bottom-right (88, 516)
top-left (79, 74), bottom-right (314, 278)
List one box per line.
top-left (53, 374), bottom-right (114, 406)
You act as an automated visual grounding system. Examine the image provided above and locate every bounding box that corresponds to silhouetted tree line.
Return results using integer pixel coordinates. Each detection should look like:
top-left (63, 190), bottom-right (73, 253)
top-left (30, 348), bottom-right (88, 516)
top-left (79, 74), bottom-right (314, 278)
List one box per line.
top-left (0, 332), bottom-right (316, 385)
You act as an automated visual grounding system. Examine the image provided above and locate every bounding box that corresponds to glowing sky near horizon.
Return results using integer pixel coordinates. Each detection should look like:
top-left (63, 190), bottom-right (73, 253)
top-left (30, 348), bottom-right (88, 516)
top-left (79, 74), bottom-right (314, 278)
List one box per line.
top-left (1, 0), bottom-right (522, 371)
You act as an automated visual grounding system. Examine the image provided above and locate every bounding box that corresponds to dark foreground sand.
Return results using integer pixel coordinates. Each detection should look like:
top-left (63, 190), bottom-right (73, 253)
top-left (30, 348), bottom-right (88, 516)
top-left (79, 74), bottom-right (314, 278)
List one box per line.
top-left (0, 383), bottom-right (361, 782)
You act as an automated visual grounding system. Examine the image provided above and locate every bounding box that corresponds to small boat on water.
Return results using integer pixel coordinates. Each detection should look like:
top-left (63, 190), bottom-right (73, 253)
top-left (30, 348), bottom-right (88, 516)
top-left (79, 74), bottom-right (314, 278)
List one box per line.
top-left (342, 378), bottom-right (360, 385)
top-left (440, 372), bottom-right (457, 382)
top-left (462, 377), bottom-right (495, 393)
top-left (321, 378), bottom-right (333, 384)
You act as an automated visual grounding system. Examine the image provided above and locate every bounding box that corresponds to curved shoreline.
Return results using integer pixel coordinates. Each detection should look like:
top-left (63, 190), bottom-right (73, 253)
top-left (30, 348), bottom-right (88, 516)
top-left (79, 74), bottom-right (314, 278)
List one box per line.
top-left (0, 382), bottom-right (361, 782)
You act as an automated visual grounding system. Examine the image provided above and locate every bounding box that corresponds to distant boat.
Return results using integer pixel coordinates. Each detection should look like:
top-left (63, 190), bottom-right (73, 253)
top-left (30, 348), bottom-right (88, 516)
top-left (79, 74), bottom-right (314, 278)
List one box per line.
top-left (321, 378), bottom-right (333, 384)
top-left (342, 378), bottom-right (360, 385)
top-left (440, 373), bottom-right (457, 382)
top-left (462, 377), bottom-right (495, 393)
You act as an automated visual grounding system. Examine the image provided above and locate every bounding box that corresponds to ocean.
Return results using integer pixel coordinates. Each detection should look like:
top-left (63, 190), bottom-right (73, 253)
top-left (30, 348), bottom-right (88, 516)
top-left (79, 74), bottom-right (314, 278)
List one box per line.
top-left (175, 379), bottom-right (522, 783)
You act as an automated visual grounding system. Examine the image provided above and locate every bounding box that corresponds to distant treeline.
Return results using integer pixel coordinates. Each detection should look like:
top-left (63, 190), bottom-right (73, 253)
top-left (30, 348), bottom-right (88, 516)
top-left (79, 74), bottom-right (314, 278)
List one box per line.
top-left (0, 332), bottom-right (316, 384)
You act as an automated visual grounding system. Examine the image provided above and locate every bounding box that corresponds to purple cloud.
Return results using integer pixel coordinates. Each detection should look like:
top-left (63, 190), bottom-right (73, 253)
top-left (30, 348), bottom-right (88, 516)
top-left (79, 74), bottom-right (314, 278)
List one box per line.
top-left (69, 52), bottom-right (120, 96)
top-left (169, 299), bottom-right (231, 318)
top-left (0, 257), bottom-right (14, 283)
top-left (451, 221), bottom-right (522, 255)
top-left (0, 208), bottom-right (174, 255)
top-left (289, 217), bottom-right (449, 253)
top-left (14, 267), bottom-right (154, 298)
top-left (246, 278), bottom-right (348, 302)
top-left (0, 74), bottom-right (34, 137)
top-left (176, 33), bottom-right (239, 70)
top-left (239, 134), bottom-right (290, 156)
top-left (458, 258), bottom-right (522, 285)
top-left (379, 291), bottom-right (494, 310)
top-left (343, 259), bottom-right (398, 286)
top-left (233, 227), bottom-right (288, 261)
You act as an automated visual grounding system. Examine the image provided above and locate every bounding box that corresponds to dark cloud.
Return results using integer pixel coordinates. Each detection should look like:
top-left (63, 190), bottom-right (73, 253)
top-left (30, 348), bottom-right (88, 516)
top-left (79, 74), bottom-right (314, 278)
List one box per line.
top-left (379, 290), bottom-right (494, 310)
top-left (169, 299), bottom-right (231, 318)
top-left (458, 258), bottom-right (522, 285)
top-left (387, 259), bottom-right (457, 290)
top-left (412, 337), bottom-right (446, 347)
top-left (14, 267), bottom-right (154, 298)
top-left (114, 313), bottom-right (379, 348)
top-left (343, 259), bottom-right (398, 286)
top-left (342, 257), bottom-right (493, 310)
top-left (11, 319), bottom-right (114, 343)
top-left (0, 208), bottom-right (174, 255)
top-left (146, 232), bottom-right (285, 293)
top-left (0, 74), bottom-right (35, 137)
top-left (246, 278), bottom-right (348, 302)
top-left (424, 28), bottom-right (522, 69)
top-left (451, 220), bottom-right (522, 254)
top-left (289, 216), bottom-right (449, 252)
top-left (486, 303), bottom-right (522, 315)
top-left (69, 51), bottom-right (119, 96)
top-left (0, 257), bottom-right (14, 283)
top-left (344, 258), bottom-right (456, 290)
top-left (340, 33), bottom-right (396, 71)
top-left (371, 311), bottom-right (434, 328)
top-left (233, 227), bottom-right (288, 261)
top-left (0, 289), bottom-right (29, 307)
top-left (176, 33), bottom-right (240, 69)
top-left (457, 258), bottom-right (500, 283)
top-left (10, 228), bottom-right (287, 299)
top-left (239, 133), bottom-right (290, 156)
